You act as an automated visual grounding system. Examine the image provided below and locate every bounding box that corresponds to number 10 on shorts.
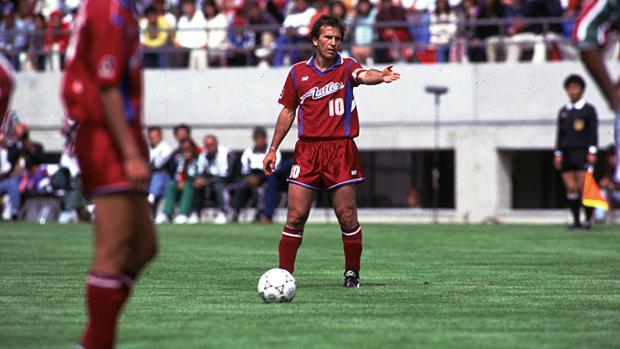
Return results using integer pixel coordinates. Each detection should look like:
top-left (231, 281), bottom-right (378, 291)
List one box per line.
top-left (329, 98), bottom-right (344, 117)
top-left (290, 165), bottom-right (301, 179)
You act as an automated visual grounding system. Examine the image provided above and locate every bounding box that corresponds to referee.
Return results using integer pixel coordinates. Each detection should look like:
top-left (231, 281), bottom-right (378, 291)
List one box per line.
top-left (554, 74), bottom-right (598, 230)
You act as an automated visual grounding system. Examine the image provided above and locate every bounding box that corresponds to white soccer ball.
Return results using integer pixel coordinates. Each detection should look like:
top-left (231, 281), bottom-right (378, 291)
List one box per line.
top-left (257, 268), bottom-right (296, 303)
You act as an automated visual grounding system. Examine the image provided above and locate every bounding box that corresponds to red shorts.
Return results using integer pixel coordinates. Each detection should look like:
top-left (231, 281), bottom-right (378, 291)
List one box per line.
top-left (288, 138), bottom-right (365, 191)
top-left (75, 122), bottom-right (149, 198)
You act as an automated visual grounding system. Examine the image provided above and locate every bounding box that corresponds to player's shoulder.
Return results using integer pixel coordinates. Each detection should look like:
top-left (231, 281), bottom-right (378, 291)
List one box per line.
top-left (289, 60), bottom-right (309, 73)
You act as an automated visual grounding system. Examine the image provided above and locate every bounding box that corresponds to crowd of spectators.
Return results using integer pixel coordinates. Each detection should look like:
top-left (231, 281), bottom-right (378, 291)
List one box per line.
top-left (147, 124), bottom-right (287, 225)
top-left (1, 0), bottom-right (618, 71)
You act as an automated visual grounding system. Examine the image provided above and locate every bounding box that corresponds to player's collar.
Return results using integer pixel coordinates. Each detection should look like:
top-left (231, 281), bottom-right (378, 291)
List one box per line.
top-left (306, 54), bottom-right (343, 75)
top-left (566, 98), bottom-right (586, 110)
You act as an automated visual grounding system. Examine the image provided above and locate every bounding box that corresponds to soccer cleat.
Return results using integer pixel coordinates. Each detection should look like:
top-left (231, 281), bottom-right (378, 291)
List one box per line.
top-left (155, 213), bottom-right (169, 224)
top-left (173, 215), bottom-right (188, 224)
top-left (214, 212), bottom-right (228, 224)
top-left (343, 270), bottom-right (360, 288)
top-left (187, 213), bottom-right (200, 224)
top-left (567, 223), bottom-right (582, 231)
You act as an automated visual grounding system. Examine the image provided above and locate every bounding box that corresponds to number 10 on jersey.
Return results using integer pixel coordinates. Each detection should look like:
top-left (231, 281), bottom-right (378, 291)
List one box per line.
top-left (329, 98), bottom-right (345, 117)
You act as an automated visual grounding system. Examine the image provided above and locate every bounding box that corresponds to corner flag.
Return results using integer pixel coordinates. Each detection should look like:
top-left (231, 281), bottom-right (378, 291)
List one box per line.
top-left (582, 166), bottom-right (608, 211)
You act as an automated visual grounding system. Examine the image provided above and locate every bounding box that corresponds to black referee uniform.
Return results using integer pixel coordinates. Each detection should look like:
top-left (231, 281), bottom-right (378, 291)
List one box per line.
top-left (555, 100), bottom-right (598, 172)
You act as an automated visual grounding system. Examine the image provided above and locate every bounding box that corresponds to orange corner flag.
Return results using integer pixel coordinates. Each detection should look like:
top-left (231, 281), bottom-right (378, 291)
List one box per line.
top-left (582, 167), bottom-right (609, 211)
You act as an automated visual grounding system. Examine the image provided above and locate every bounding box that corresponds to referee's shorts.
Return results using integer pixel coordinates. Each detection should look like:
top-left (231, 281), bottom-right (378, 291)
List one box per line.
top-left (560, 148), bottom-right (589, 172)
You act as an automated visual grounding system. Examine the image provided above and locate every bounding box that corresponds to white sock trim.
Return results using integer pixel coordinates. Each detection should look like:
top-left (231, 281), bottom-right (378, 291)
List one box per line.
top-left (342, 226), bottom-right (362, 236)
top-left (282, 231), bottom-right (303, 238)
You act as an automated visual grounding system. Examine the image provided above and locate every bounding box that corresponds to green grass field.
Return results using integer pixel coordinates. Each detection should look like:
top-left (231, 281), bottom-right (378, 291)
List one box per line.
top-left (1, 223), bottom-right (619, 349)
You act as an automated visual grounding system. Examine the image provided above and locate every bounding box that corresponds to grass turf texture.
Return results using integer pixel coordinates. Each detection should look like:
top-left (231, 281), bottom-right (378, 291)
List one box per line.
top-left (0, 223), bottom-right (619, 349)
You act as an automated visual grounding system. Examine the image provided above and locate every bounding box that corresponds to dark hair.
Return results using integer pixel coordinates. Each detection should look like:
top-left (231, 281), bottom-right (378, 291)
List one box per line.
top-left (144, 5), bottom-right (157, 16)
top-left (147, 126), bottom-right (162, 134)
top-left (203, 0), bottom-right (220, 16)
top-left (311, 15), bottom-right (346, 40)
top-left (564, 74), bottom-right (586, 90)
top-left (173, 123), bottom-right (191, 136)
top-left (252, 127), bottom-right (267, 139)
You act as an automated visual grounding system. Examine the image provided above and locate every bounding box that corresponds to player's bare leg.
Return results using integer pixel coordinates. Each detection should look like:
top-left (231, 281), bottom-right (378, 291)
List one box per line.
top-left (579, 49), bottom-right (620, 183)
top-left (125, 193), bottom-right (158, 277)
top-left (562, 171), bottom-right (582, 229)
top-left (82, 193), bottom-right (155, 349)
top-left (279, 184), bottom-right (315, 274)
top-left (331, 184), bottom-right (362, 288)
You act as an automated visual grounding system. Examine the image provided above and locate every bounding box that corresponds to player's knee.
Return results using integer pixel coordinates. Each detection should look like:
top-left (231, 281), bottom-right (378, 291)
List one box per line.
top-left (287, 208), bottom-right (309, 227)
top-left (94, 243), bottom-right (132, 271)
top-left (335, 206), bottom-right (358, 227)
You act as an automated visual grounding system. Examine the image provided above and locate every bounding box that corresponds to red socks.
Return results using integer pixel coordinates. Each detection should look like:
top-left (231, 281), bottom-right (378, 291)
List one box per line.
top-left (342, 225), bottom-right (363, 273)
top-left (278, 225), bottom-right (363, 274)
top-left (278, 226), bottom-right (304, 273)
top-left (80, 272), bottom-right (134, 349)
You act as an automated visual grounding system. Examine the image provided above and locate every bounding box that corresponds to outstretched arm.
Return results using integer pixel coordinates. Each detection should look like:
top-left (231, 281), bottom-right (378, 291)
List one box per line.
top-left (357, 65), bottom-right (401, 85)
top-left (263, 106), bottom-right (295, 175)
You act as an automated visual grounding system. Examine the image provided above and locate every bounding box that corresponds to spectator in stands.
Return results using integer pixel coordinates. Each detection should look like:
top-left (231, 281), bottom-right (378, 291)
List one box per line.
top-left (0, 133), bottom-right (19, 220)
top-left (28, 13), bottom-right (45, 71)
top-left (140, 5), bottom-right (172, 68)
top-left (505, 0), bottom-right (563, 63)
top-left (5, 125), bottom-right (45, 215)
top-left (204, 0), bottom-right (229, 67)
top-left (554, 74), bottom-right (598, 230)
top-left (231, 127), bottom-right (280, 223)
top-left (147, 126), bottom-right (173, 214)
top-left (429, 0), bottom-right (457, 63)
top-left (272, 0), bottom-right (316, 67)
top-left (159, 138), bottom-right (200, 224)
top-left (258, 157), bottom-right (292, 224)
top-left (474, 0), bottom-right (508, 62)
top-left (44, 10), bottom-right (69, 70)
top-left (227, 16), bottom-right (256, 66)
top-left (265, 0), bottom-right (287, 24)
top-left (350, 0), bottom-right (377, 64)
top-left (0, 5), bottom-right (29, 70)
top-left (175, 0), bottom-right (208, 69)
top-left (54, 140), bottom-right (86, 224)
top-left (243, 0), bottom-right (279, 67)
top-left (456, 0), bottom-right (483, 62)
top-left (406, 187), bottom-right (423, 208)
top-left (328, 1), bottom-right (350, 35)
top-left (193, 134), bottom-right (233, 224)
top-left (375, 0), bottom-right (413, 63)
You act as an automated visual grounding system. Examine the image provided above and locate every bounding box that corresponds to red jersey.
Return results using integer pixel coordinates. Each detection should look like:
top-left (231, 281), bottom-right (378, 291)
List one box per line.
top-left (0, 54), bottom-right (15, 126)
top-left (278, 54), bottom-right (367, 139)
top-left (61, 0), bottom-right (142, 127)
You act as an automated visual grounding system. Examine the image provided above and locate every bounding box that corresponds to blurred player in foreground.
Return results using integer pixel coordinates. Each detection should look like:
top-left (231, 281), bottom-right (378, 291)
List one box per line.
top-left (574, 0), bottom-right (620, 184)
top-left (0, 53), bottom-right (14, 126)
top-left (263, 15), bottom-right (400, 288)
top-left (62, 0), bottom-right (157, 348)
top-left (554, 74), bottom-right (598, 229)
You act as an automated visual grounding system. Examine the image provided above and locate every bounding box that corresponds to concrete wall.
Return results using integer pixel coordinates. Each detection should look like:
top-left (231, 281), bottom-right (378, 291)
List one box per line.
top-left (12, 61), bottom-right (619, 222)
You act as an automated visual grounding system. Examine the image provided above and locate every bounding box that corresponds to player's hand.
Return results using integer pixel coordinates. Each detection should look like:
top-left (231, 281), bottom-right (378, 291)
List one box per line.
top-left (553, 155), bottom-right (562, 171)
top-left (124, 157), bottom-right (151, 192)
top-left (587, 154), bottom-right (597, 165)
top-left (263, 151), bottom-right (277, 176)
top-left (381, 65), bottom-right (400, 84)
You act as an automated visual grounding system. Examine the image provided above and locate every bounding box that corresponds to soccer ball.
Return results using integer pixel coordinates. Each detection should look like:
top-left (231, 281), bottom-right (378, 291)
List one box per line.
top-left (257, 268), bottom-right (296, 303)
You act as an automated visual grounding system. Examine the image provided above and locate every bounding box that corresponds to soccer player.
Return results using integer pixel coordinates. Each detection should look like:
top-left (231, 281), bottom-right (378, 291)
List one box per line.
top-left (262, 15), bottom-right (400, 288)
top-left (554, 74), bottom-right (598, 230)
top-left (61, 1), bottom-right (157, 348)
top-left (574, 0), bottom-right (620, 185)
